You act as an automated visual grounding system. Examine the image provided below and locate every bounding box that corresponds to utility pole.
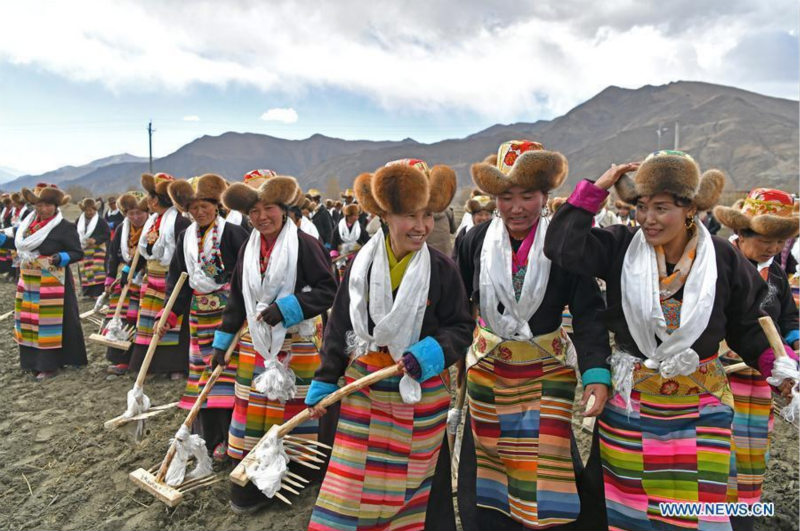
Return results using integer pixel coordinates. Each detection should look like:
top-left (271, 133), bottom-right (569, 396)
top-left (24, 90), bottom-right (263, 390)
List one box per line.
top-left (148, 121), bottom-right (154, 173)
top-left (674, 121), bottom-right (679, 150)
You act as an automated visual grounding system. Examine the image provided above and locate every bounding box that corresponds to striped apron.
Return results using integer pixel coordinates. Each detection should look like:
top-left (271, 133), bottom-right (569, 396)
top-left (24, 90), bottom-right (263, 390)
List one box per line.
top-left (178, 289), bottom-right (237, 410)
top-left (467, 324), bottom-right (580, 528)
top-left (719, 343), bottom-right (773, 505)
top-left (134, 260), bottom-right (184, 347)
top-left (227, 323), bottom-right (322, 460)
top-left (309, 350), bottom-right (451, 531)
top-left (104, 270), bottom-right (142, 325)
top-left (78, 243), bottom-right (107, 289)
top-left (15, 263), bottom-right (65, 350)
top-left (601, 355), bottom-right (734, 531)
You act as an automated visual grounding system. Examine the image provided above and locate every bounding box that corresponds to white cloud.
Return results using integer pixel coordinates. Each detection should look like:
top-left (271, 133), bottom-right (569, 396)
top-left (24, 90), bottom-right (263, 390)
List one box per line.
top-left (0, 1), bottom-right (795, 121)
top-left (182, 115), bottom-right (200, 121)
top-left (260, 108), bottom-right (299, 124)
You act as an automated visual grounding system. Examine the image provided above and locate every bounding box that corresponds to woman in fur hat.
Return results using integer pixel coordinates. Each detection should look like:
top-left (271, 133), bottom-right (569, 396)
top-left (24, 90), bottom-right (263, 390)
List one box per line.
top-left (152, 174), bottom-right (250, 458)
top-left (103, 195), bottom-right (125, 235)
top-left (455, 140), bottom-right (611, 531)
top-left (306, 159), bottom-right (473, 531)
top-left (545, 151), bottom-right (799, 531)
top-left (130, 172), bottom-right (192, 379)
top-left (713, 188), bottom-right (799, 528)
top-left (7, 192), bottom-right (31, 283)
top-left (0, 183), bottom-right (87, 380)
top-left (330, 202), bottom-right (370, 281)
top-left (307, 188), bottom-right (335, 247)
top-left (614, 198), bottom-right (637, 227)
top-left (224, 169), bottom-right (279, 233)
top-left (212, 174), bottom-right (336, 513)
top-left (103, 191), bottom-right (150, 375)
top-left (452, 193), bottom-right (494, 260)
top-left (76, 197), bottom-right (111, 298)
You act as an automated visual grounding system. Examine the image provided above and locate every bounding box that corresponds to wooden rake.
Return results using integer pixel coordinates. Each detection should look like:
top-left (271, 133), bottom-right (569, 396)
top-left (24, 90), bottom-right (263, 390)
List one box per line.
top-left (229, 363), bottom-right (404, 504)
top-left (104, 271), bottom-right (188, 436)
top-left (89, 248), bottom-right (141, 351)
top-left (129, 324), bottom-right (247, 507)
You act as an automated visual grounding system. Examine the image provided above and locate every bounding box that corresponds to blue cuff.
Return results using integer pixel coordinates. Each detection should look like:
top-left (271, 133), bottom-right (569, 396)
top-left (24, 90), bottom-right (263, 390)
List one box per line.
top-left (0, 233), bottom-right (6, 246)
top-left (785, 329), bottom-right (799, 346)
top-left (305, 380), bottom-right (339, 406)
top-left (57, 252), bottom-right (70, 267)
top-left (122, 264), bottom-right (131, 275)
top-left (275, 294), bottom-right (304, 329)
top-left (212, 330), bottom-right (235, 351)
top-left (406, 336), bottom-right (444, 382)
top-left (582, 367), bottom-right (612, 387)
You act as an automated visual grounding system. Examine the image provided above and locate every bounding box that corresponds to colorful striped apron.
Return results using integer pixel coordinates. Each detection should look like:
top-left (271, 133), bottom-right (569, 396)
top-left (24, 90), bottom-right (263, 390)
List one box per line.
top-left (227, 325), bottom-right (322, 460)
top-left (467, 325), bottom-right (580, 528)
top-left (104, 269), bottom-right (142, 325)
top-left (134, 260), bottom-right (183, 347)
top-left (178, 289), bottom-right (237, 410)
top-left (15, 264), bottom-right (65, 350)
top-left (78, 244), bottom-right (107, 289)
top-left (601, 355), bottom-right (734, 531)
top-left (309, 350), bottom-right (451, 531)
top-left (719, 343), bottom-right (773, 505)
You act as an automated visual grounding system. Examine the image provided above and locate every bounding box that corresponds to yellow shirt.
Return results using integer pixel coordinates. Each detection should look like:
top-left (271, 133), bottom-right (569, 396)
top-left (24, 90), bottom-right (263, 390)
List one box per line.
top-left (386, 235), bottom-right (415, 291)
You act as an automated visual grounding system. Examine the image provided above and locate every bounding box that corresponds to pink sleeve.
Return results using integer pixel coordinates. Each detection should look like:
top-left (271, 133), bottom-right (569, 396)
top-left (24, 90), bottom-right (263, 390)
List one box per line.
top-left (757, 344), bottom-right (799, 378)
top-left (567, 179), bottom-right (610, 213)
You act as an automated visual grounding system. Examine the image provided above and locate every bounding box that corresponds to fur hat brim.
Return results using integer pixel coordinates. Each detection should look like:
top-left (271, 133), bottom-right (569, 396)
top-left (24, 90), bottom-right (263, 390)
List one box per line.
top-left (118, 192), bottom-right (149, 215)
top-left (223, 183), bottom-right (259, 214)
top-left (79, 198), bottom-right (97, 211)
top-left (141, 173), bottom-right (172, 197)
top-left (472, 150), bottom-right (567, 196)
top-left (615, 162), bottom-right (725, 211)
top-left (22, 187), bottom-right (70, 206)
top-left (168, 173), bottom-right (227, 212)
top-left (354, 173), bottom-right (383, 216)
top-left (427, 165), bottom-right (457, 213)
top-left (715, 200), bottom-right (799, 240)
top-left (11, 192), bottom-right (23, 204)
top-left (343, 204), bottom-right (360, 217)
top-left (372, 164), bottom-right (429, 214)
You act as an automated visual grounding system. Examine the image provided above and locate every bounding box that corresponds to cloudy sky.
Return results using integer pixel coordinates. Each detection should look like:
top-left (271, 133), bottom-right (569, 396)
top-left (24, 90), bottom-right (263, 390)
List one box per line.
top-left (0, 0), bottom-right (797, 174)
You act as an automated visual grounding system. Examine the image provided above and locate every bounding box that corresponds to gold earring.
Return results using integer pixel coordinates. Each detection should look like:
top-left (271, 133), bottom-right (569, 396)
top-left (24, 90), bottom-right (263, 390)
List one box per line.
top-left (685, 216), bottom-right (695, 230)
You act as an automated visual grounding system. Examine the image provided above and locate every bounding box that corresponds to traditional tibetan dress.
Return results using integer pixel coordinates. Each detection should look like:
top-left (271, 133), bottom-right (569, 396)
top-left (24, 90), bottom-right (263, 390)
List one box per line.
top-left (129, 207), bottom-right (191, 374)
top-left (720, 243), bottom-right (798, 508)
top-left (103, 217), bottom-right (146, 365)
top-left (455, 215), bottom-right (611, 530)
top-left (1, 211), bottom-right (87, 372)
top-left (167, 215), bottom-right (248, 451)
top-left (213, 221), bottom-right (336, 507)
top-left (76, 212), bottom-right (110, 297)
top-left (308, 231), bottom-right (474, 531)
top-left (330, 218), bottom-right (370, 282)
top-left (0, 205), bottom-right (14, 273)
top-left (104, 208), bottom-right (124, 237)
top-left (545, 180), bottom-right (782, 531)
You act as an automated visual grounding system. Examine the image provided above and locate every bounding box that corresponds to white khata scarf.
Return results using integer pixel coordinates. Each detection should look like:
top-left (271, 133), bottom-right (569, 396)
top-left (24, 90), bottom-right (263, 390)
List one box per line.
top-left (348, 228), bottom-right (431, 404)
top-left (184, 216), bottom-right (227, 294)
top-left (15, 210), bottom-right (63, 265)
top-left (456, 212), bottom-right (474, 234)
top-left (138, 207), bottom-right (179, 266)
top-left (337, 217), bottom-right (361, 244)
top-left (479, 216), bottom-right (551, 341)
top-left (614, 222), bottom-right (717, 410)
top-left (299, 216), bottom-right (319, 239)
top-left (120, 218), bottom-right (135, 263)
top-left (226, 209), bottom-right (243, 226)
top-left (77, 212), bottom-right (99, 249)
top-left (242, 220), bottom-right (314, 402)
top-left (12, 205), bottom-right (28, 227)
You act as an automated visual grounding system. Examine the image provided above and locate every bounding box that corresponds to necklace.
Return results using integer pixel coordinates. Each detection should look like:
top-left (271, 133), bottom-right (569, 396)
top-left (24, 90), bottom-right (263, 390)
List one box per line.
top-left (197, 221), bottom-right (223, 278)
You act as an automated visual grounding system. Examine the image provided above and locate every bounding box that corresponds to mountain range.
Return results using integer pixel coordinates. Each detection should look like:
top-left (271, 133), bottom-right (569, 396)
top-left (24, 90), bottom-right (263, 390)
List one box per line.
top-left (5, 81), bottom-right (797, 196)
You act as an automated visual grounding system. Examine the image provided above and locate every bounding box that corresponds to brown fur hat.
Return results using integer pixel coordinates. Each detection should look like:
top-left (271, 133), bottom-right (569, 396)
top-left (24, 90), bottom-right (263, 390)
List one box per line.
top-left (343, 204), bottom-right (360, 217)
top-left (466, 194), bottom-right (496, 214)
top-left (1, 195), bottom-right (11, 207)
top-left (614, 151), bottom-right (725, 210)
top-left (714, 188), bottom-right (799, 240)
top-left (167, 173), bottom-right (227, 212)
top-left (325, 199), bottom-right (334, 208)
top-left (615, 198), bottom-right (634, 210)
top-left (223, 175), bottom-right (300, 214)
top-left (118, 191), bottom-right (149, 215)
top-left (22, 183), bottom-right (70, 206)
top-left (78, 198), bottom-right (98, 211)
top-left (365, 159), bottom-right (456, 216)
top-left (11, 192), bottom-right (24, 205)
top-left (141, 172), bottom-right (175, 198)
top-left (472, 140), bottom-right (568, 196)
top-left (546, 196), bottom-right (567, 214)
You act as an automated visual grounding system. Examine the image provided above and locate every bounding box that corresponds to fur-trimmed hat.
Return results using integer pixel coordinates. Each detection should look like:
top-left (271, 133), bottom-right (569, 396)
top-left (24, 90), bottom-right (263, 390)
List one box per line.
top-left (466, 194), bottom-right (495, 214)
top-left (614, 150), bottom-right (725, 211)
top-left (243, 169), bottom-right (278, 189)
top-left (22, 183), bottom-right (70, 206)
top-left (141, 172), bottom-right (175, 198)
top-left (1, 195), bottom-right (11, 207)
top-left (547, 196), bottom-right (567, 214)
top-left (167, 173), bottom-right (227, 212)
top-left (223, 175), bottom-right (301, 214)
top-left (343, 204), bottom-right (360, 217)
top-left (306, 188), bottom-right (322, 199)
top-left (615, 198), bottom-right (634, 210)
top-left (356, 159), bottom-right (456, 216)
top-left (472, 140), bottom-right (568, 195)
top-left (118, 191), bottom-right (149, 214)
top-left (714, 188), bottom-right (799, 240)
top-left (11, 192), bottom-right (24, 205)
top-left (79, 197), bottom-right (98, 211)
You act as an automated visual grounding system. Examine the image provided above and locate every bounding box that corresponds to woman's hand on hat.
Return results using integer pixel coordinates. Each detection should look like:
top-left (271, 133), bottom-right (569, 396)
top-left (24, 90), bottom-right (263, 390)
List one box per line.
top-left (595, 162), bottom-right (640, 190)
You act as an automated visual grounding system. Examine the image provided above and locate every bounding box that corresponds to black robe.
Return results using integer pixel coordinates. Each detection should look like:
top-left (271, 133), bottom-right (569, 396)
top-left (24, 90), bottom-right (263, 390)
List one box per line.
top-left (128, 211), bottom-right (192, 374)
top-left (330, 219), bottom-right (370, 253)
top-left (312, 244), bottom-right (474, 531)
top-left (311, 206), bottom-right (335, 247)
top-left (756, 259), bottom-right (798, 340)
top-left (104, 210), bottom-right (125, 232)
top-left (2, 219), bottom-right (87, 372)
top-left (451, 225), bottom-right (468, 260)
